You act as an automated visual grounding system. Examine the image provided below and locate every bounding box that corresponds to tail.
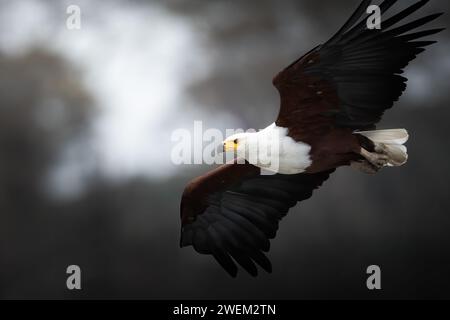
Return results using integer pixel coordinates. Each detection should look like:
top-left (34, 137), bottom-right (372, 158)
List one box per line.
top-left (357, 129), bottom-right (409, 167)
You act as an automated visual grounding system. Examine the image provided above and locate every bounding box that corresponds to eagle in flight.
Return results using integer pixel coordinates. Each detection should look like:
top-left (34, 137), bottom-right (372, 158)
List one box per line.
top-left (179, 0), bottom-right (444, 277)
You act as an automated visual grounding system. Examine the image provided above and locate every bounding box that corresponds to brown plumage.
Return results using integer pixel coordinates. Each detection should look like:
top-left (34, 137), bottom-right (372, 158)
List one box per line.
top-left (179, 0), bottom-right (444, 277)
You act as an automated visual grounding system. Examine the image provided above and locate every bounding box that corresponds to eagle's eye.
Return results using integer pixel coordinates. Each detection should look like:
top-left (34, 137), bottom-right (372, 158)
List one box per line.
top-left (234, 139), bottom-right (238, 144)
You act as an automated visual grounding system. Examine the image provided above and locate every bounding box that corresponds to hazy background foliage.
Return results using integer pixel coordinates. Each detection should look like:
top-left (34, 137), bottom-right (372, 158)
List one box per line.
top-left (0, 0), bottom-right (449, 299)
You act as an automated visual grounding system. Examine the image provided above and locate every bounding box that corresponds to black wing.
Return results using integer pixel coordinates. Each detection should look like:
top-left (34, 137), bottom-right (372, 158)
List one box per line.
top-left (180, 162), bottom-right (333, 277)
top-left (274, 0), bottom-right (444, 132)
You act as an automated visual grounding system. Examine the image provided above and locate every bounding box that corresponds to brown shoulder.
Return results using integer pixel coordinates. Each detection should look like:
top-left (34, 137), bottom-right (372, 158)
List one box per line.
top-left (180, 161), bottom-right (260, 225)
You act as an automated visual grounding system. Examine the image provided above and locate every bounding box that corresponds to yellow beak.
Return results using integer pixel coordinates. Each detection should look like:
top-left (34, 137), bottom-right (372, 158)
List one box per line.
top-left (223, 140), bottom-right (238, 152)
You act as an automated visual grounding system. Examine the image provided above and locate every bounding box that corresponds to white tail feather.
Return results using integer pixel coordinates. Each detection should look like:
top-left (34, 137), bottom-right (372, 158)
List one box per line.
top-left (357, 129), bottom-right (409, 145)
top-left (357, 129), bottom-right (409, 167)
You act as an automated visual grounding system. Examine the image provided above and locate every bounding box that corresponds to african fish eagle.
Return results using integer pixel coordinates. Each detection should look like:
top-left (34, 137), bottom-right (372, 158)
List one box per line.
top-left (179, 0), bottom-right (444, 277)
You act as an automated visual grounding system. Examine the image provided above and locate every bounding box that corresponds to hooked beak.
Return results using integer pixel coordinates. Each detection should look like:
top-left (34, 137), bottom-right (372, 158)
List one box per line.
top-left (217, 140), bottom-right (238, 154)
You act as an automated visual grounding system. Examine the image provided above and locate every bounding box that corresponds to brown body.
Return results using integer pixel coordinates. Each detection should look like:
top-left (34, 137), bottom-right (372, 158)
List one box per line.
top-left (272, 52), bottom-right (366, 173)
top-left (304, 128), bottom-right (362, 173)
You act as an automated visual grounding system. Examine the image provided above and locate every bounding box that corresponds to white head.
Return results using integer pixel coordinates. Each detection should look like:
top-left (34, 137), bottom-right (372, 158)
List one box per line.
top-left (221, 132), bottom-right (255, 159)
top-left (220, 124), bottom-right (284, 172)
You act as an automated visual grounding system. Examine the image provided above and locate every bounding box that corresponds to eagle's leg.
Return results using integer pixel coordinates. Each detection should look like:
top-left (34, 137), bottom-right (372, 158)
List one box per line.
top-left (359, 144), bottom-right (389, 169)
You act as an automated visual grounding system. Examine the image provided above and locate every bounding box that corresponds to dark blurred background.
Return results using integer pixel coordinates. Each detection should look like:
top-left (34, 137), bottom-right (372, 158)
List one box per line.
top-left (0, 0), bottom-right (449, 299)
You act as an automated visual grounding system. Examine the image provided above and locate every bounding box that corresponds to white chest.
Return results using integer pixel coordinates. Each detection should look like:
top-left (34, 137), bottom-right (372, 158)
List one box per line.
top-left (243, 124), bottom-right (312, 174)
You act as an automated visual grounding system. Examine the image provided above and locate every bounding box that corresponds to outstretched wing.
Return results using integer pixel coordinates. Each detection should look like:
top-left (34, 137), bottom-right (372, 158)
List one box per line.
top-left (273, 0), bottom-right (444, 136)
top-left (180, 161), bottom-right (333, 277)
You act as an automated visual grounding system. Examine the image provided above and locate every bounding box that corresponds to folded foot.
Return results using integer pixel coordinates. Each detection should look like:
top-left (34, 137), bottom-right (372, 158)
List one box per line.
top-left (359, 144), bottom-right (390, 169)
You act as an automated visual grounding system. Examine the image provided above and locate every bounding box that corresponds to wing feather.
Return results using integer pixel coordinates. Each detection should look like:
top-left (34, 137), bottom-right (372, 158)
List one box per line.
top-left (180, 162), bottom-right (333, 277)
top-left (273, 0), bottom-right (444, 133)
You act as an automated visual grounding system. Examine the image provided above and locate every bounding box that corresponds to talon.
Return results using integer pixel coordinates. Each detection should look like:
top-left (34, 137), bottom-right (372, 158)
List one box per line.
top-left (359, 147), bottom-right (390, 169)
top-left (374, 143), bottom-right (389, 155)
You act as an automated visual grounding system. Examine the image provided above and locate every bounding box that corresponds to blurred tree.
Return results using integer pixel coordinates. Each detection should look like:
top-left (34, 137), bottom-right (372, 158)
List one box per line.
top-left (0, 49), bottom-right (93, 296)
top-left (0, 49), bottom-right (92, 203)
